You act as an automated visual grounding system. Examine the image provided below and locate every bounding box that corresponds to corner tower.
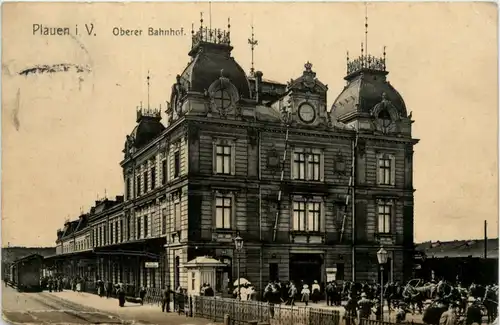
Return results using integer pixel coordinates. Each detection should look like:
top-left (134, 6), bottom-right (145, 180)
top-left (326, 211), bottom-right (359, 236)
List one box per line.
top-left (330, 46), bottom-right (413, 137)
top-left (166, 15), bottom-right (252, 125)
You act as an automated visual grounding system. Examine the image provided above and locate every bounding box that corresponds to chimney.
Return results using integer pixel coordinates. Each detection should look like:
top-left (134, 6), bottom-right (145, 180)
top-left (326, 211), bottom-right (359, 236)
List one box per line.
top-left (255, 71), bottom-right (263, 104)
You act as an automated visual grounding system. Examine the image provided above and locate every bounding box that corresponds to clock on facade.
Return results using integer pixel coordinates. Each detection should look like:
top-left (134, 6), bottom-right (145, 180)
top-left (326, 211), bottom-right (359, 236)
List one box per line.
top-left (298, 103), bottom-right (316, 123)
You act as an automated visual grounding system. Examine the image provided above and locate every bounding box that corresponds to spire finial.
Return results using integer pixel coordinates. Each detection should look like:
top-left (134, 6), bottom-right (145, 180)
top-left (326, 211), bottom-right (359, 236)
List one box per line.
top-left (365, 2), bottom-right (369, 58)
top-left (200, 12), bottom-right (204, 31)
top-left (383, 45), bottom-right (387, 70)
top-left (209, 2), bottom-right (212, 30)
top-left (147, 70), bottom-right (150, 110)
top-left (248, 24), bottom-right (258, 76)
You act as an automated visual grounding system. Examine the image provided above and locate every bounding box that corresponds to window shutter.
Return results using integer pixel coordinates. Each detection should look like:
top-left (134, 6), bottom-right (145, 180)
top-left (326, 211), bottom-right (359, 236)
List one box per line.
top-left (320, 150), bottom-right (325, 182)
top-left (231, 194), bottom-right (236, 230)
top-left (391, 201), bottom-right (396, 234)
top-left (376, 153), bottom-right (382, 185)
top-left (212, 141), bottom-right (217, 174)
top-left (320, 201), bottom-right (326, 232)
top-left (231, 142), bottom-right (236, 175)
top-left (390, 155), bottom-right (396, 186)
top-left (211, 192), bottom-right (216, 230)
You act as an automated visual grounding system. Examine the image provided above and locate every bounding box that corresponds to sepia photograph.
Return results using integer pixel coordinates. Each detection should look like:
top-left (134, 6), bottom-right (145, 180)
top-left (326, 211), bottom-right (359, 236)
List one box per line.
top-left (1, 2), bottom-right (498, 325)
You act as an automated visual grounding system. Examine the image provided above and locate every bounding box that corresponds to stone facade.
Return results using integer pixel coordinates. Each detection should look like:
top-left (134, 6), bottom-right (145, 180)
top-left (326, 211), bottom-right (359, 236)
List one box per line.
top-left (48, 22), bottom-right (418, 295)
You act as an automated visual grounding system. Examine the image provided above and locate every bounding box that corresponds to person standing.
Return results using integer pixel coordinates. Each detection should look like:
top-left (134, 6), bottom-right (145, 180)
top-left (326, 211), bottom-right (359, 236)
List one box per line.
top-left (162, 285), bottom-right (172, 313)
top-left (139, 286), bottom-right (147, 305)
top-left (439, 303), bottom-right (458, 325)
top-left (287, 282), bottom-right (297, 306)
top-left (117, 284), bottom-right (126, 307)
top-left (301, 284), bottom-right (311, 306)
top-left (357, 292), bottom-right (373, 323)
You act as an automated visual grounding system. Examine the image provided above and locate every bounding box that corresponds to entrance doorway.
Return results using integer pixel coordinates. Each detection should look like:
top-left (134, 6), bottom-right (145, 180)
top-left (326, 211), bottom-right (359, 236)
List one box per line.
top-left (289, 254), bottom-right (323, 286)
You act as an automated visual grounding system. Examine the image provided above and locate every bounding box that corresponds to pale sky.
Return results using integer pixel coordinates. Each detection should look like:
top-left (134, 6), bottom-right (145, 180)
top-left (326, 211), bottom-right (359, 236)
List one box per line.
top-left (1, 2), bottom-right (498, 247)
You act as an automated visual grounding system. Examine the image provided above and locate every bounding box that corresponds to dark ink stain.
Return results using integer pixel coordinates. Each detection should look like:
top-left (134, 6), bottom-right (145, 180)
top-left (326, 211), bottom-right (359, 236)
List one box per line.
top-left (78, 76), bottom-right (84, 91)
top-left (69, 33), bottom-right (95, 92)
top-left (13, 88), bottom-right (20, 131)
top-left (18, 63), bottom-right (91, 76)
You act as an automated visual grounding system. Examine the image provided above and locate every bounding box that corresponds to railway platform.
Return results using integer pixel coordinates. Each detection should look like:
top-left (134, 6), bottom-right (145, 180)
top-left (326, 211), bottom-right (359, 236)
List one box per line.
top-left (46, 290), bottom-right (222, 325)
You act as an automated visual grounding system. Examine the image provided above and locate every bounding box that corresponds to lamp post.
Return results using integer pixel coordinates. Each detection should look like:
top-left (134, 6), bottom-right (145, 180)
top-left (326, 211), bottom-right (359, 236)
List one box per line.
top-left (234, 235), bottom-right (244, 300)
top-left (377, 246), bottom-right (388, 320)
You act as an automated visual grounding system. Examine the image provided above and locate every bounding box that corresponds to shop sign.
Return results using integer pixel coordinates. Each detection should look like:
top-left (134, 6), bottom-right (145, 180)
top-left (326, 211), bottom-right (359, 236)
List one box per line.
top-left (145, 262), bottom-right (159, 268)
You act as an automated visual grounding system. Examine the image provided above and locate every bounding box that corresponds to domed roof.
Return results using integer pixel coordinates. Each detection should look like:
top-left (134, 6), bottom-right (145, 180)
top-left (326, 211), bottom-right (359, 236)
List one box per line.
top-left (127, 110), bottom-right (165, 149)
top-left (331, 71), bottom-right (407, 122)
top-left (179, 29), bottom-right (251, 99)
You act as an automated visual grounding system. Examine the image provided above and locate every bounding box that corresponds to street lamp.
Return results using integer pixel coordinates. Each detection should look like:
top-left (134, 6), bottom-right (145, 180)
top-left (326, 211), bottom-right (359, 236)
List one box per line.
top-left (377, 246), bottom-right (389, 320)
top-left (234, 235), bottom-right (244, 300)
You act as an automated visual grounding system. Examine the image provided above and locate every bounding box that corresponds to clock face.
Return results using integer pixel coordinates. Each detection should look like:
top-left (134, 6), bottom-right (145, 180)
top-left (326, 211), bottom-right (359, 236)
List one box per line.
top-left (299, 103), bottom-right (316, 123)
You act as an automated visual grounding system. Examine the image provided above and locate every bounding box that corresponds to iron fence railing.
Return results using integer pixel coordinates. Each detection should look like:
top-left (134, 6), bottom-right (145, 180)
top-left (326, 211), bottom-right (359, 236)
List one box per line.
top-left (191, 296), bottom-right (426, 325)
top-left (192, 296), bottom-right (341, 325)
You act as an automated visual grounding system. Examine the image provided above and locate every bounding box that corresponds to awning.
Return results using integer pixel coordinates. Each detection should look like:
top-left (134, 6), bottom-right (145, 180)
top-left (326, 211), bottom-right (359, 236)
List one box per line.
top-left (93, 249), bottom-right (160, 259)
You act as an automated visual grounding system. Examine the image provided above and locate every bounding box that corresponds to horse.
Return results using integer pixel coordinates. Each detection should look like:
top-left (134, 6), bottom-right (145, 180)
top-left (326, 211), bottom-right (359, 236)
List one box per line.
top-left (483, 285), bottom-right (498, 323)
top-left (403, 279), bottom-right (438, 314)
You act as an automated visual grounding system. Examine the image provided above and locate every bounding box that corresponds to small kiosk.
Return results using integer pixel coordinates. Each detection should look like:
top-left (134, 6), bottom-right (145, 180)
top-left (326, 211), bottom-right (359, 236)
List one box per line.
top-left (185, 256), bottom-right (227, 296)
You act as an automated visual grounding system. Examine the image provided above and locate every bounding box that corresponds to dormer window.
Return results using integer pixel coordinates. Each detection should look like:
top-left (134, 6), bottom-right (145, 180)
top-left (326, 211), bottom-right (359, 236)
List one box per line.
top-left (213, 88), bottom-right (232, 111)
top-left (379, 109), bottom-right (392, 129)
top-left (208, 76), bottom-right (239, 117)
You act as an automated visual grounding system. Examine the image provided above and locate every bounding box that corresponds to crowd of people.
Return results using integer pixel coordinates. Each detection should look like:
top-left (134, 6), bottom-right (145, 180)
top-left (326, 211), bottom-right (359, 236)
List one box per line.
top-left (36, 272), bottom-right (498, 325)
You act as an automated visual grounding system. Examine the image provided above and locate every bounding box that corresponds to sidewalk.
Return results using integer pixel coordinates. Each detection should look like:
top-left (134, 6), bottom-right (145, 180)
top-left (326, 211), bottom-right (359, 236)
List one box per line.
top-left (46, 290), bottom-right (221, 325)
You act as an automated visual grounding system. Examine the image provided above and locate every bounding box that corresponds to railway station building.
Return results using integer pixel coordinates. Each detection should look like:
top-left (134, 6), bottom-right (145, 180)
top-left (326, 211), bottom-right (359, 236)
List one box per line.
top-left (45, 21), bottom-right (418, 295)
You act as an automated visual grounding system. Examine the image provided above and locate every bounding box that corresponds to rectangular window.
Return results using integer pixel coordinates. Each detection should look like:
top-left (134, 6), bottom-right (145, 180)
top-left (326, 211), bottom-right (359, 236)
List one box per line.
top-left (110, 223), bottom-right (114, 244)
top-left (174, 202), bottom-right (181, 230)
top-left (127, 216), bottom-right (131, 240)
top-left (151, 166), bottom-right (156, 190)
top-left (104, 225), bottom-right (107, 244)
top-left (144, 215), bottom-right (149, 237)
top-left (126, 178), bottom-right (130, 200)
top-left (174, 152), bottom-right (180, 178)
top-left (119, 220), bottom-right (123, 242)
top-left (115, 221), bottom-right (119, 243)
top-left (215, 195), bottom-right (232, 229)
top-left (293, 153), bottom-right (306, 180)
top-left (292, 149), bottom-right (323, 181)
top-left (292, 202), bottom-right (306, 231)
top-left (377, 202), bottom-right (392, 233)
top-left (378, 157), bottom-right (392, 185)
top-left (293, 201), bottom-right (322, 232)
top-left (136, 176), bottom-right (140, 196)
top-left (191, 272), bottom-right (196, 290)
top-left (162, 208), bottom-right (167, 235)
top-left (143, 171), bottom-right (148, 193)
top-left (137, 217), bottom-right (141, 239)
top-left (161, 159), bottom-right (167, 185)
top-left (377, 153), bottom-right (396, 186)
top-left (215, 145), bottom-right (232, 174)
top-left (307, 202), bottom-right (321, 232)
top-left (308, 153), bottom-right (321, 181)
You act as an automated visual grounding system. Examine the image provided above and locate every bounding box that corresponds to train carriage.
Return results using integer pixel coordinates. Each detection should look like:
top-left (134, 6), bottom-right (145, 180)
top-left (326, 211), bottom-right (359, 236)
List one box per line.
top-left (9, 254), bottom-right (44, 292)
